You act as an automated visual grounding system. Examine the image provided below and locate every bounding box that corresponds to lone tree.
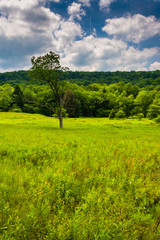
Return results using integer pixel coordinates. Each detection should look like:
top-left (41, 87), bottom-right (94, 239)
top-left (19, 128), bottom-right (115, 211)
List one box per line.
top-left (30, 51), bottom-right (68, 128)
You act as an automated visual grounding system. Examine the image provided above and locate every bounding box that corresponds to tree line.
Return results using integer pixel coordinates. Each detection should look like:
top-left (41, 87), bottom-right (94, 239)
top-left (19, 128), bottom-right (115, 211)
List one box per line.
top-left (0, 81), bottom-right (159, 120)
top-left (0, 70), bottom-right (160, 88)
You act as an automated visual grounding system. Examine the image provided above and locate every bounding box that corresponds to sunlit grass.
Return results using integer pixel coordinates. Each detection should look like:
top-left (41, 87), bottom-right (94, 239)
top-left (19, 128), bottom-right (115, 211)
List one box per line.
top-left (0, 112), bottom-right (160, 239)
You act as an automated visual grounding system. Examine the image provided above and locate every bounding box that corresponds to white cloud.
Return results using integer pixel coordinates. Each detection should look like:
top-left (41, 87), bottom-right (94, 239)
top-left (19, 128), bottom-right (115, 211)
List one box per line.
top-left (78, 0), bottom-right (91, 7)
top-left (102, 14), bottom-right (160, 43)
top-left (53, 20), bottom-right (83, 51)
top-left (50, 0), bottom-right (61, 2)
top-left (0, 0), bottom-right (61, 39)
top-left (60, 36), bottom-right (159, 71)
top-left (0, 0), bottom-right (43, 10)
top-left (99, 0), bottom-right (116, 10)
top-left (150, 61), bottom-right (160, 70)
top-left (68, 2), bottom-right (85, 20)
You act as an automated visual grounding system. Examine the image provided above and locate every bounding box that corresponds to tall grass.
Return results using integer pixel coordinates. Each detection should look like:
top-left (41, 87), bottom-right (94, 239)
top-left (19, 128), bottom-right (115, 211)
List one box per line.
top-left (0, 112), bottom-right (160, 239)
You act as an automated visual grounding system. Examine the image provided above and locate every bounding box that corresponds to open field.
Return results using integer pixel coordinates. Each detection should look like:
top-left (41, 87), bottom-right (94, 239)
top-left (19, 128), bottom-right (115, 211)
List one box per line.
top-left (0, 112), bottom-right (160, 239)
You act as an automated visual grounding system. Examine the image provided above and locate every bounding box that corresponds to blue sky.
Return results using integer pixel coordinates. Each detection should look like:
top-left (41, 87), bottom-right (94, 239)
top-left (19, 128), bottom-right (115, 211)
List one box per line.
top-left (0, 0), bottom-right (160, 72)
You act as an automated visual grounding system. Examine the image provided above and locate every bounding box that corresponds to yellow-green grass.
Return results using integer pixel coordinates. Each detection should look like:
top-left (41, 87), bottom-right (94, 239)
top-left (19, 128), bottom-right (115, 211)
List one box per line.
top-left (0, 112), bottom-right (160, 239)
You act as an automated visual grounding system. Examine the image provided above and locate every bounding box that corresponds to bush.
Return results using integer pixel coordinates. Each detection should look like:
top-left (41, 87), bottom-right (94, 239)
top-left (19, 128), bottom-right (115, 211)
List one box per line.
top-left (137, 113), bottom-right (144, 120)
top-left (9, 104), bottom-right (22, 112)
top-left (23, 104), bottom-right (39, 113)
top-left (154, 115), bottom-right (160, 123)
top-left (115, 110), bottom-right (125, 118)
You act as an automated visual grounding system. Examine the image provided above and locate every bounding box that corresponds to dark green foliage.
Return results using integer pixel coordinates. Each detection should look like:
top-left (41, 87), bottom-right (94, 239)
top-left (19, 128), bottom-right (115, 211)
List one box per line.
top-left (63, 89), bottom-right (81, 117)
top-left (109, 109), bottom-right (116, 119)
top-left (154, 115), bottom-right (160, 123)
top-left (0, 70), bottom-right (31, 86)
top-left (1, 70), bottom-right (160, 88)
top-left (62, 70), bottom-right (160, 88)
top-left (115, 109), bottom-right (126, 118)
top-left (12, 84), bottom-right (24, 110)
top-left (96, 108), bottom-right (110, 117)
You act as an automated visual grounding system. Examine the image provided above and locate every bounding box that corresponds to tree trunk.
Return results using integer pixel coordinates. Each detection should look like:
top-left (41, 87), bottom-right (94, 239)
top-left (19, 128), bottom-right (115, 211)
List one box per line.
top-left (58, 105), bottom-right (63, 128)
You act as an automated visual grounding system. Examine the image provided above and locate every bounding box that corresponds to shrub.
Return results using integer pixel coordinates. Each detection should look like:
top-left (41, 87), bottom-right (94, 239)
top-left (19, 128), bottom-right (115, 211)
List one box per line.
top-left (137, 113), bottom-right (144, 120)
top-left (9, 104), bottom-right (22, 112)
top-left (154, 115), bottom-right (160, 123)
top-left (115, 110), bottom-right (125, 118)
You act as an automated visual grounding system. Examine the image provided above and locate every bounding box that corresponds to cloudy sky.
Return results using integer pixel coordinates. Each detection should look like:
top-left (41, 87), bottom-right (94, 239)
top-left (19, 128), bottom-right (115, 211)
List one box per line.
top-left (0, 0), bottom-right (160, 72)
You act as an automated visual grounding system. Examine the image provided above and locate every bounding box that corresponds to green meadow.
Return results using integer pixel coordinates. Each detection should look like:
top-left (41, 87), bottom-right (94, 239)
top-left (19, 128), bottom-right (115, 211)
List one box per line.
top-left (0, 112), bottom-right (160, 239)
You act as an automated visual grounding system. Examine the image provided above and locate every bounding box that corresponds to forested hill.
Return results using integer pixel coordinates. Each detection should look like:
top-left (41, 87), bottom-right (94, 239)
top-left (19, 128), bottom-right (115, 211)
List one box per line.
top-left (0, 70), bottom-right (160, 88)
top-left (0, 71), bottom-right (31, 86)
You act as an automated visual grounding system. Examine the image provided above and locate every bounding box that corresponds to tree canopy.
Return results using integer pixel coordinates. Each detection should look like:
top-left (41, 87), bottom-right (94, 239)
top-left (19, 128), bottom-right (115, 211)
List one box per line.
top-left (1, 70), bottom-right (160, 88)
top-left (30, 51), bottom-right (68, 128)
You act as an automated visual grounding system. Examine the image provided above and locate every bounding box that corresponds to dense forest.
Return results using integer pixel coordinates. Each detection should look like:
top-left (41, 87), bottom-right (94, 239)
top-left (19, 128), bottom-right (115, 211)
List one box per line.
top-left (0, 70), bottom-right (160, 120)
top-left (0, 70), bottom-right (160, 88)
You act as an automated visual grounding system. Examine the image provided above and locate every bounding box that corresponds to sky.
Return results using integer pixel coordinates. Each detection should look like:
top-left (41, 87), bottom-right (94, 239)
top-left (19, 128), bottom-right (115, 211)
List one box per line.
top-left (0, 0), bottom-right (160, 72)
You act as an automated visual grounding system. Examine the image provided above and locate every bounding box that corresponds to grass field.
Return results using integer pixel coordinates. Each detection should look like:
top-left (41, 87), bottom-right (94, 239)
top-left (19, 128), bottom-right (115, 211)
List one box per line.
top-left (0, 112), bottom-right (160, 239)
